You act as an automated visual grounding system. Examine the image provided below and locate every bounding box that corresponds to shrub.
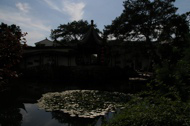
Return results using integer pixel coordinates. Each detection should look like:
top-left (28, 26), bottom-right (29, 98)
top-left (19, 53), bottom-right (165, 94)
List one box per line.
top-left (103, 95), bottom-right (190, 126)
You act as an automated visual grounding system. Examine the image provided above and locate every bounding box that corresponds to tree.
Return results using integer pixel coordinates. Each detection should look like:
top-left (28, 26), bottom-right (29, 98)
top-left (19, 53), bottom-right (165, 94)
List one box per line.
top-left (0, 23), bottom-right (26, 84)
top-left (104, 0), bottom-right (190, 65)
top-left (104, 0), bottom-right (178, 42)
top-left (51, 20), bottom-right (101, 43)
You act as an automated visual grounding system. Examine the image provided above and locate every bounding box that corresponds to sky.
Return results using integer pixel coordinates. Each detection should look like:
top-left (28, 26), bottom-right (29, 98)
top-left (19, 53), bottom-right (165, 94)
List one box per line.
top-left (0, 0), bottom-right (190, 46)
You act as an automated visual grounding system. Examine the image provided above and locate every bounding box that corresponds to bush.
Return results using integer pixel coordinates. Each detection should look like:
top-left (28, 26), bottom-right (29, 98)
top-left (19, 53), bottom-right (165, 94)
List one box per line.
top-left (103, 94), bottom-right (190, 126)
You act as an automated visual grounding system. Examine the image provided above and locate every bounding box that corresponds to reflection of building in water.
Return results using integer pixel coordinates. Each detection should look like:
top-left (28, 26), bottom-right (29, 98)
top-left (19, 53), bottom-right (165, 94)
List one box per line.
top-left (20, 20), bottom-right (152, 71)
top-left (0, 101), bottom-right (24, 126)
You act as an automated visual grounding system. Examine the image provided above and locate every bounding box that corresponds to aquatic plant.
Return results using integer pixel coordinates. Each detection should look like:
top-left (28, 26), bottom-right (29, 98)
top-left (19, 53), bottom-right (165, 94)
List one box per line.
top-left (37, 90), bottom-right (130, 118)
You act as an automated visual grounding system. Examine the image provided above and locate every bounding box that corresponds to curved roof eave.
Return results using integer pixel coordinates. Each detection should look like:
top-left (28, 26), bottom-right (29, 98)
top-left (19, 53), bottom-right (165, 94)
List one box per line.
top-left (79, 22), bottom-right (104, 46)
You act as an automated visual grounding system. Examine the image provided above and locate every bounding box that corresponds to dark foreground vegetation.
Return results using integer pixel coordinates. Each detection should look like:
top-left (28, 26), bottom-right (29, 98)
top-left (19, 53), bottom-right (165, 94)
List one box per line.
top-left (1, 0), bottom-right (190, 126)
top-left (102, 0), bottom-right (190, 125)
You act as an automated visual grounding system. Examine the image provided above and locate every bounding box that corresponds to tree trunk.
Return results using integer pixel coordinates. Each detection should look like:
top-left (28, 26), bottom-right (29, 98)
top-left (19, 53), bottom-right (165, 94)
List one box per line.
top-left (146, 36), bottom-right (161, 66)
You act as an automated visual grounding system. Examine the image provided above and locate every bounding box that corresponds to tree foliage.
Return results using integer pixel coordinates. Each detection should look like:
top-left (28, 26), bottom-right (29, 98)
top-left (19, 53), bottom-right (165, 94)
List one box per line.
top-left (0, 23), bottom-right (26, 82)
top-left (103, 1), bottom-right (190, 125)
top-left (103, 94), bottom-right (190, 126)
top-left (51, 20), bottom-right (100, 43)
top-left (104, 0), bottom-right (189, 43)
top-left (154, 33), bottom-right (190, 100)
top-left (104, 0), bottom-right (189, 66)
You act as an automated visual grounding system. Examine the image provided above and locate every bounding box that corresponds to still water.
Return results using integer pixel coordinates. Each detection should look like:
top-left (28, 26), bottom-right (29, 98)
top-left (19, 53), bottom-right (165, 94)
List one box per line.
top-left (21, 103), bottom-right (64, 126)
top-left (0, 90), bottom-right (120, 126)
top-left (20, 103), bottom-right (114, 126)
top-left (0, 101), bottom-right (115, 126)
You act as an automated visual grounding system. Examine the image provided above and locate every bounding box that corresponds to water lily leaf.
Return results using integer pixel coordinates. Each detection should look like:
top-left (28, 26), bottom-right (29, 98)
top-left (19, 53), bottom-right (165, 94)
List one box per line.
top-left (37, 90), bottom-right (130, 118)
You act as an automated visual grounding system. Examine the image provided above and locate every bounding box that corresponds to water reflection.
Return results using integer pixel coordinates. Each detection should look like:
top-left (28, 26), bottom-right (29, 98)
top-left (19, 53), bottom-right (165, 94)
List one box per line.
top-left (0, 101), bottom-right (23, 126)
top-left (51, 111), bottom-right (98, 126)
top-left (0, 99), bottom-right (117, 126)
top-left (19, 103), bottom-right (115, 126)
top-left (0, 86), bottom-right (128, 126)
top-left (20, 104), bottom-right (64, 126)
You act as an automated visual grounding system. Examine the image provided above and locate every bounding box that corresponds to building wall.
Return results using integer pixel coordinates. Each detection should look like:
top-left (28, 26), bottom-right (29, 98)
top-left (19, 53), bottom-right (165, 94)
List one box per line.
top-left (20, 54), bottom-right (77, 69)
top-left (70, 56), bottom-right (77, 66)
top-left (20, 55), bottom-right (40, 69)
top-left (57, 56), bottom-right (76, 66)
top-left (20, 41), bottom-right (153, 71)
top-left (57, 56), bottom-right (69, 66)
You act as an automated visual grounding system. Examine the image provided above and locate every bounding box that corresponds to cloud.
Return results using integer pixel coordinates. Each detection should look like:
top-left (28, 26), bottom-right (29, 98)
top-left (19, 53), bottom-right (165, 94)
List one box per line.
top-left (16, 2), bottom-right (30, 13)
top-left (0, 8), bottom-right (51, 32)
top-left (43, 0), bottom-right (85, 21)
top-left (43, 0), bottom-right (62, 12)
top-left (0, 7), bottom-right (51, 46)
top-left (63, 1), bottom-right (85, 21)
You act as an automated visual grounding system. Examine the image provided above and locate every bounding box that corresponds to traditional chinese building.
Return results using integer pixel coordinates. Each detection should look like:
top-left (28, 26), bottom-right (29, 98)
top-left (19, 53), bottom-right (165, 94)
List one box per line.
top-left (20, 20), bottom-right (152, 71)
top-left (76, 20), bottom-right (109, 66)
top-left (20, 20), bottom-right (109, 70)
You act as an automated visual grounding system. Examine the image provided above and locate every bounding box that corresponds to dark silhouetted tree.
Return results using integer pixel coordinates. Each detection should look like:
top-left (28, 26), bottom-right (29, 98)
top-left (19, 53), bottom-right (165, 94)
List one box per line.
top-left (104, 0), bottom-right (178, 42)
top-left (104, 0), bottom-right (190, 65)
top-left (51, 20), bottom-right (100, 43)
top-left (0, 23), bottom-right (26, 84)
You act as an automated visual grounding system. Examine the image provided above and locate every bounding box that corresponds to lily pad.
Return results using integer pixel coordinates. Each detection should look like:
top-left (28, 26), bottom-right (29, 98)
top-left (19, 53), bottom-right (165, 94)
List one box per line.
top-left (37, 90), bottom-right (130, 118)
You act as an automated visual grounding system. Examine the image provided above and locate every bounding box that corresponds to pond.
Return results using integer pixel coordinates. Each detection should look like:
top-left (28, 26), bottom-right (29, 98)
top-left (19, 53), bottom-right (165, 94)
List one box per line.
top-left (0, 102), bottom-right (112, 126)
top-left (0, 89), bottom-right (130, 126)
top-left (20, 103), bottom-right (115, 126)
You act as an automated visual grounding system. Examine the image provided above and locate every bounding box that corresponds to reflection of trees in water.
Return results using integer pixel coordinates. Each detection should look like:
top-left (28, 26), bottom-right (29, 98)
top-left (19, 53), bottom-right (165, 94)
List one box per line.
top-left (51, 111), bottom-right (98, 126)
top-left (0, 103), bottom-right (23, 126)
